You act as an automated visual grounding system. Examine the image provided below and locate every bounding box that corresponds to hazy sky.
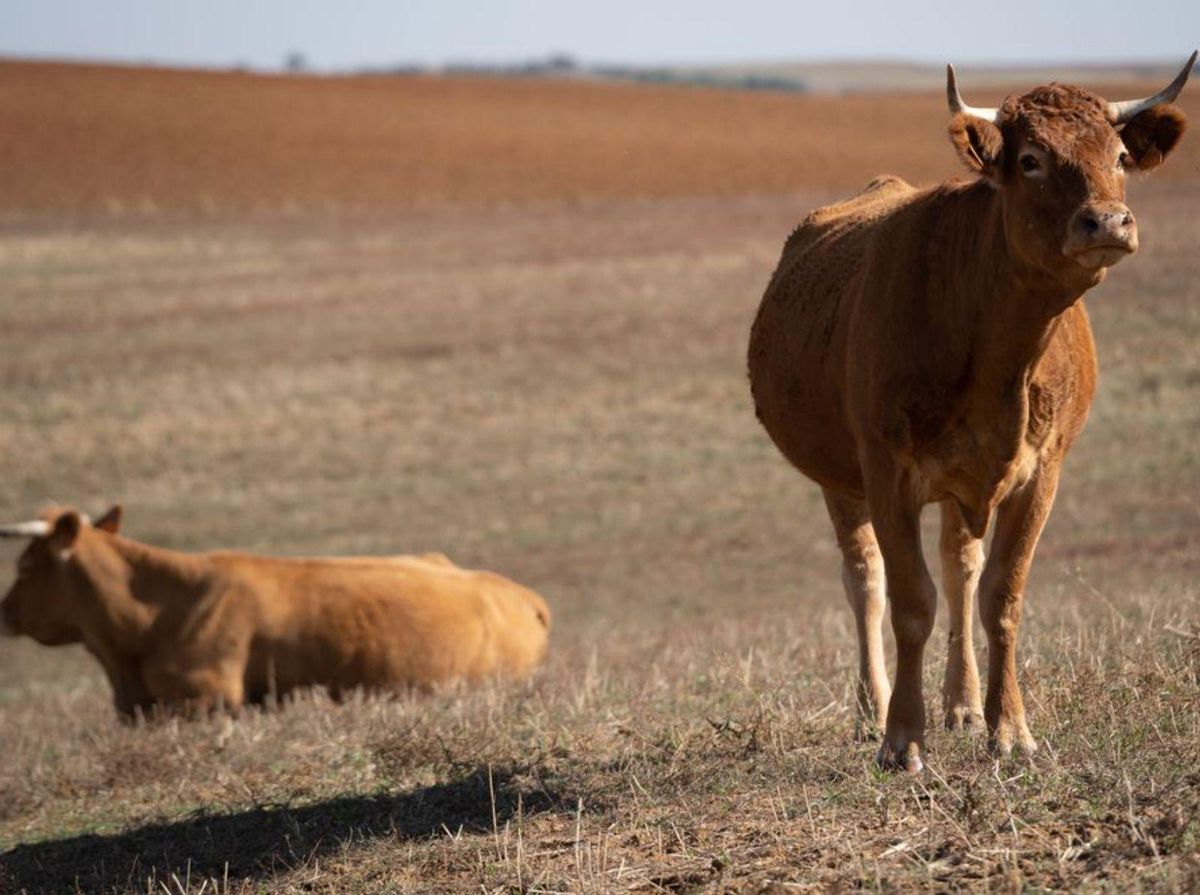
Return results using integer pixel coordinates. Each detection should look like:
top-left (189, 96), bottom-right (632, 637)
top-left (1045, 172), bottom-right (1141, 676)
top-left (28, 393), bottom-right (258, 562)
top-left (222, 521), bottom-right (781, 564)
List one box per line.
top-left (1, 0), bottom-right (1197, 71)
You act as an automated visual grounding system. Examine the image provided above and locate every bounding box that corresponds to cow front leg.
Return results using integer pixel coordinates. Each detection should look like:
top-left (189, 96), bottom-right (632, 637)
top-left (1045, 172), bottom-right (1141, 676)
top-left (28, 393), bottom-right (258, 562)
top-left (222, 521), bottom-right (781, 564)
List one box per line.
top-left (823, 489), bottom-right (890, 739)
top-left (112, 664), bottom-right (156, 722)
top-left (89, 646), bottom-right (155, 721)
top-left (939, 500), bottom-right (984, 731)
top-left (863, 453), bottom-right (936, 772)
top-left (978, 462), bottom-right (1061, 757)
top-left (144, 657), bottom-right (247, 717)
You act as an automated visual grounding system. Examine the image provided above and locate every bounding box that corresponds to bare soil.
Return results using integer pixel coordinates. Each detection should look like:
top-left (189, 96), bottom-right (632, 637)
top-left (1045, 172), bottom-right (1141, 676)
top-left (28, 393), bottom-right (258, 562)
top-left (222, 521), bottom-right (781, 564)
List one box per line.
top-left (3, 60), bottom-right (1200, 214)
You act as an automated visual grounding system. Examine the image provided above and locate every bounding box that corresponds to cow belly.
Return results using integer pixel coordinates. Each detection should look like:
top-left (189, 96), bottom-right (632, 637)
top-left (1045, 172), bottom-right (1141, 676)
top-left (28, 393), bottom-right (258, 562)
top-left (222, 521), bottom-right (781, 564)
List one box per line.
top-left (749, 305), bottom-right (865, 495)
top-left (243, 582), bottom-right (545, 698)
top-left (748, 182), bottom-right (915, 497)
top-left (760, 400), bottom-right (865, 494)
top-left (246, 611), bottom-right (482, 696)
top-left (244, 635), bottom-right (349, 699)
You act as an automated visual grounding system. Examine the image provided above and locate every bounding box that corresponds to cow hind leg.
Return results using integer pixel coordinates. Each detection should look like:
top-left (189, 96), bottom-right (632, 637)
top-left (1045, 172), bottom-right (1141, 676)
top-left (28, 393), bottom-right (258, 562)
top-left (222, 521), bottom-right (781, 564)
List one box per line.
top-left (823, 489), bottom-right (890, 740)
top-left (939, 501), bottom-right (984, 731)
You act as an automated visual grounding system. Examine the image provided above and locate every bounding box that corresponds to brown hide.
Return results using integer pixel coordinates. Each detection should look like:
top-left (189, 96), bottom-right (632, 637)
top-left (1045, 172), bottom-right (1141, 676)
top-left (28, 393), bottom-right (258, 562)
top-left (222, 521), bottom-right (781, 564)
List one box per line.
top-left (1, 508), bottom-right (550, 717)
top-left (748, 67), bottom-right (1190, 771)
top-left (750, 173), bottom-right (1097, 525)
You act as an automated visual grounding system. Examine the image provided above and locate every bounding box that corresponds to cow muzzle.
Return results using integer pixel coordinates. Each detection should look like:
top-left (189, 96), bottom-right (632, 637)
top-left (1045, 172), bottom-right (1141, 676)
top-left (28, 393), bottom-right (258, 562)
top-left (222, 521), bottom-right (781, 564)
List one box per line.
top-left (1064, 203), bottom-right (1138, 269)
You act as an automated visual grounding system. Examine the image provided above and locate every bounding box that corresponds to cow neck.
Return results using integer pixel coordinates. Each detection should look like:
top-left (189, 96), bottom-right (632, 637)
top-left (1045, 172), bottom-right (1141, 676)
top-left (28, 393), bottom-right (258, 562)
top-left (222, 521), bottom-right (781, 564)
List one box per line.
top-left (101, 534), bottom-right (214, 632)
top-left (953, 180), bottom-right (1091, 392)
top-left (74, 535), bottom-right (214, 656)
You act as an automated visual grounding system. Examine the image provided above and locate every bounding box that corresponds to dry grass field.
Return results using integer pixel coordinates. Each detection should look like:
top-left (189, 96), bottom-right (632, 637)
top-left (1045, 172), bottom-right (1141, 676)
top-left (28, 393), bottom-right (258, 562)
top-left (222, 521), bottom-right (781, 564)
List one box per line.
top-left (0, 62), bottom-right (1199, 893)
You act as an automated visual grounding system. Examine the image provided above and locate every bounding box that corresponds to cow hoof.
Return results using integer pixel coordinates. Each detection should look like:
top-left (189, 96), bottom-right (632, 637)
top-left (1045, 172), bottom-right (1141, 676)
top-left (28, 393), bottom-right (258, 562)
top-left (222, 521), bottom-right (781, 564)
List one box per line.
top-left (876, 740), bottom-right (924, 774)
top-left (988, 728), bottom-right (1037, 759)
top-left (945, 706), bottom-right (984, 732)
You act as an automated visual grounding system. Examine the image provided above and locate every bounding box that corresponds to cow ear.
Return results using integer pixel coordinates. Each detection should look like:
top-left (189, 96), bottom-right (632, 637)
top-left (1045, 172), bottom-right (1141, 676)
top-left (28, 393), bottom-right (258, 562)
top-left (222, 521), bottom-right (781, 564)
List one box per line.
top-left (949, 113), bottom-right (1004, 182)
top-left (1121, 104), bottom-right (1187, 171)
top-left (94, 504), bottom-right (123, 534)
top-left (48, 511), bottom-right (83, 561)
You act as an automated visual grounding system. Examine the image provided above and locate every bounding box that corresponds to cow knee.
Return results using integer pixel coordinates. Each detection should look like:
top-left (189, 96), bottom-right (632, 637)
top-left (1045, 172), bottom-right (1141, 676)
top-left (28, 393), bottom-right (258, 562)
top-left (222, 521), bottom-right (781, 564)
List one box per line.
top-left (940, 526), bottom-right (983, 572)
top-left (980, 584), bottom-right (1023, 641)
top-left (894, 610), bottom-right (935, 647)
top-left (842, 550), bottom-right (885, 612)
top-left (891, 581), bottom-right (937, 646)
top-left (982, 601), bottom-right (1021, 643)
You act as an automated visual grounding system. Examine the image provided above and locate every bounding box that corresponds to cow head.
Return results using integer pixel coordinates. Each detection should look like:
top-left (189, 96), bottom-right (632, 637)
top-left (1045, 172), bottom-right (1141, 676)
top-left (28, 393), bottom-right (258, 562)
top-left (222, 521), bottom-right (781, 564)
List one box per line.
top-left (0, 505), bottom-right (123, 645)
top-left (946, 53), bottom-right (1194, 284)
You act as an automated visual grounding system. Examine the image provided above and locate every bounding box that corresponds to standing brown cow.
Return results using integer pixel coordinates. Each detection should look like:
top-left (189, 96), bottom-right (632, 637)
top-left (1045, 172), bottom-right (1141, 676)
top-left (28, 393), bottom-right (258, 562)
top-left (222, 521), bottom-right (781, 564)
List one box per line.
top-left (748, 55), bottom-right (1195, 771)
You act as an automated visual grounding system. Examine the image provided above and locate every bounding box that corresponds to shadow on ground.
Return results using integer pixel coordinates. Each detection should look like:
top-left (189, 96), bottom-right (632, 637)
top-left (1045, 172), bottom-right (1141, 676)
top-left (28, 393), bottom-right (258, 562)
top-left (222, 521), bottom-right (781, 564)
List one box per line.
top-left (0, 765), bottom-right (563, 894)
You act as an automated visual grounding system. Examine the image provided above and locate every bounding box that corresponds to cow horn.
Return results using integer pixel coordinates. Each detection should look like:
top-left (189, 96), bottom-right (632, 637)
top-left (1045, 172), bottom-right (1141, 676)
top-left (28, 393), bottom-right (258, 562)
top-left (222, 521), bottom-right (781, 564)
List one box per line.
top-left (1108, 51), bottom-right (1197, 125)
top-left (0, 520), bottom-right (51, 538)
top-left (946, 64), bottom-right (999, 123)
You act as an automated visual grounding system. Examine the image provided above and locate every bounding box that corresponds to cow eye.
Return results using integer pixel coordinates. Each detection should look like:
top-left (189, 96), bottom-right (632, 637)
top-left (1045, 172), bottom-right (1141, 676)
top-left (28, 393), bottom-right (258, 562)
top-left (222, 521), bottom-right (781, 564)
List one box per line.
top-left (1019, 154), bottom-right (1040, 174)
top-left (1117, 152), bottom-right (1132, 170)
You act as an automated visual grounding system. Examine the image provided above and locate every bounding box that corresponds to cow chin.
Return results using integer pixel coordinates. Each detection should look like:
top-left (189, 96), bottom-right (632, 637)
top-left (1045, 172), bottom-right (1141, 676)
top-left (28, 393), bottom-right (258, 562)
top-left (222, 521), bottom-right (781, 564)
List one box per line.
top-left (1068, 245), bottom-right (1135, 271)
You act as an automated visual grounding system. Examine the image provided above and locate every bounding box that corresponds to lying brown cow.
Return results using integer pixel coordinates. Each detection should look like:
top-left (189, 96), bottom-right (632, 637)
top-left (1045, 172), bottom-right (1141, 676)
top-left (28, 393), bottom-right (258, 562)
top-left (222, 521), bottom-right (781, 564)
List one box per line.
top-left (0, 506), bottom-right (550, 717)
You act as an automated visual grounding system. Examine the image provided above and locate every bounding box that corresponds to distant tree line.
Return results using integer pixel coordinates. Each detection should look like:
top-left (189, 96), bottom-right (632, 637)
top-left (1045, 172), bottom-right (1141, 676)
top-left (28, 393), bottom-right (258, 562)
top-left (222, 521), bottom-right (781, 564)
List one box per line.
top-left (348, 53), bottom-right (807, 93)
top-left (591, 64), bottom-right (805, 93)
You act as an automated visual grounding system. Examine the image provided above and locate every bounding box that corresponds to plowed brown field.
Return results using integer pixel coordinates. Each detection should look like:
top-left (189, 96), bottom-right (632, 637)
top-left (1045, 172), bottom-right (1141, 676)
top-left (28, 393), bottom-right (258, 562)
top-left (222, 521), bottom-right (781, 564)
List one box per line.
top-left (3, 59), bottom-right (1199, 213)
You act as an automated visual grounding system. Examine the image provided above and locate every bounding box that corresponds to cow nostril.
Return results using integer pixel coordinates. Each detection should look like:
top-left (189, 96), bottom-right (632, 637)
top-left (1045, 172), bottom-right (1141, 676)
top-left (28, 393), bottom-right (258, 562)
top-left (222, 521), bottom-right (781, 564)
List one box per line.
top-left (1079, 214), bottom-right (1100, 234)
top-left (1120, 212), bottom-right (1133, 227)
